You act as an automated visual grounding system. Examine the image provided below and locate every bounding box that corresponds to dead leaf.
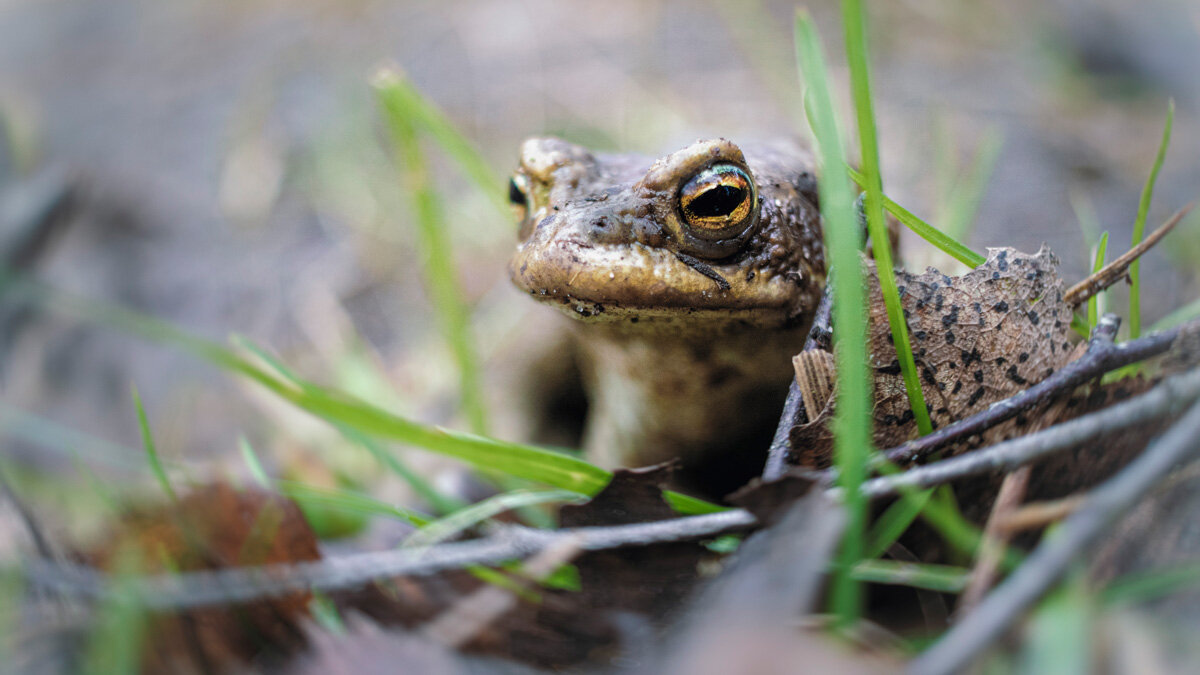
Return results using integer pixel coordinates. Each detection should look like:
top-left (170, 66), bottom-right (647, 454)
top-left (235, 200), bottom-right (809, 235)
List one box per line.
top-left (87, 483), bottom-right (321, 673)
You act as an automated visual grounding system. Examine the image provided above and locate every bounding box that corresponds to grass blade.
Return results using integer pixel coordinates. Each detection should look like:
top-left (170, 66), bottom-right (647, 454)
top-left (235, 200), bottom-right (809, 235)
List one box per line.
top-left (842, 0), bottom-right (932, 438)
top-left (1149, 295), bottom-right (1200, 332)
top-left (132, 386), bottom-right (175, 502)
top-left (940, 127), bottom-right (1003, 243)
top-left (238, 436), bottom-right (271, 489)
top-left (1088, 232), bottom-right (1109, 331)
top-left (1129, 99), bottom-right (1174, 339)
top-left (865, 487), bottom-right (933, 559)
top-left (371, 68), bottom-right (506, 215)
top-left (403, 488), bottom-right (583, 549)
top-left (375, 73), bottom-right (490, 436)
top-left (1102, 560), bottom-right (1200, 607)
top-left (7, 273), bottom-right (726, 515)
top-left (850, 559), bottom-right (969, 594)
top-left (794, 8), bottom-right (873, 629)
top-left (1019, 572), bottom-right (1092, 675)
top-left (278, 480), bottom-right (431, 528)
top-left (81, 555), bottom-right (147, 675)
top-left (849, 168), bottom-right (985, 268)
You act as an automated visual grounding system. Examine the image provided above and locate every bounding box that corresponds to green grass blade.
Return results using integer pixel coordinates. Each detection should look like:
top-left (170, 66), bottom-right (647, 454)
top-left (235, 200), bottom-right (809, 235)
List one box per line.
top-left (842, 0), bottom-right (932, 438)
top-left (850, 559), bottom-right (969, 593)
top-left (0, 567), bottom-right (22, 669)
top-left (81, 555), bottom-right (147, 675)
top-left (10, 273), bottom-right (726, 516)
top-left (1019, 572), bottom-right (1092, 675)
top-left (1102, 560), bottom-right (1200, 607)
top-left (795, 8), bottom-right (874, 629)
top-left (867, 456), bottom-right (1022, 569)
top-left (1088, 232), bottom-right (1110, 331)
top-left (232, 335), bottom-right (468, 516)
top-left (132, 385), bottom-right (175, 502)
top-left (278, 480), bottom-right (432, 528)
top-left (403, 488), bottom-right (583, 549)
top-left (865, 488), bottom-right (933, 559)
top-left (1150, 296), bottom-right (1200, 332)
top-left (238, 436), bottom-right (272, 489)
top-left (940, 127), bottom-right (1002, 243)
top-left (375, 74), bottom-right (489, 436)
top-left (371, 68), bottom-right (506, 215)
top-left (849, 168), bottom-right (985, 268)
top-left (308, 592), bottom-right (346, 635)
top-left (339, 425), bottom-right (467, 516)
top-left (1129, 99), bottom-right (1174, 339)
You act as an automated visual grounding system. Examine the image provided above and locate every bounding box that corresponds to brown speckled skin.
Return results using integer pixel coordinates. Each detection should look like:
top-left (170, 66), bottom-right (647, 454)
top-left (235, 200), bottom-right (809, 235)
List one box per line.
top-left (509, 137), bottom-right (825, 496)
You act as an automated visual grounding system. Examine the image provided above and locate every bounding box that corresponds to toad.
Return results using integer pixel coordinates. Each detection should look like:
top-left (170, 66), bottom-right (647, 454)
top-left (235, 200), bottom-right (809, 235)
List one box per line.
top-left (508, 137), bottom-right (826, 495)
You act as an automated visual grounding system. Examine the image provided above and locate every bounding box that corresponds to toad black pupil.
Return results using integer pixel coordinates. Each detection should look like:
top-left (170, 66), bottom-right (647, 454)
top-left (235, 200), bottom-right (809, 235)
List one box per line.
top-left (690, 185), bottom-right (744, 218)
top-left (508, 177), bottom-right (525, 205)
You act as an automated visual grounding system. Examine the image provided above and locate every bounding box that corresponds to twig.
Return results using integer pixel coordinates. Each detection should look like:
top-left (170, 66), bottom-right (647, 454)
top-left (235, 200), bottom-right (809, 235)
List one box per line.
top-left (1062, 204), bottom-right (1192, 306)
top-left (25, 508), bottom-right (756, 611)
top-left (880, 314), bottom-right (1191, 467)
top-left (763, 284), bottom-right (834, 480)
top-left (421, 536), bottom-right (582, 648)
top-left (957, 467), bottom-right (1029, 615)
top-left (23, 344), bottom-right (1200, 614)
top-left (858, 365), bottom-right (1200, 498)
top-left (908, 395), bottom-right (1200, 675)
top-left (994, 495), bottom-right (1086, 534)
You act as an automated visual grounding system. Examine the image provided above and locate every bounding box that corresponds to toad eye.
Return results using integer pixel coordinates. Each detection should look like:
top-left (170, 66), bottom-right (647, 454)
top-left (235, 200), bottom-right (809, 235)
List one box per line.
top-left (678, 164), bottom-right (757, 241)
top-left (508, 173), bottom-right (530, 221)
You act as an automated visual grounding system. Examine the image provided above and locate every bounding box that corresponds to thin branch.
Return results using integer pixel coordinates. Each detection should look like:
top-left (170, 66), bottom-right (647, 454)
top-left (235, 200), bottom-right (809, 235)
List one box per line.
top-left (22, 329), bottom-right (1200, 614)
top-left (1063, 204), bottom-right (1192, 306)
top-left (421, 536), bottom-right (582, 648)
top-left (763, 284), bottom-right (834, 480)
top-left (908, 396), bottom-right (1200, 675)
top-left (25, 509), bottom-right (756, 611)
top-left (994, 495), bottom-right (1086, 535)
top-left (880, 314), bottom-right (1191, 467)
top-left (957, 467), bottom-right (1029, 615)
top-left (858, 365), bottom-right (1200, 499)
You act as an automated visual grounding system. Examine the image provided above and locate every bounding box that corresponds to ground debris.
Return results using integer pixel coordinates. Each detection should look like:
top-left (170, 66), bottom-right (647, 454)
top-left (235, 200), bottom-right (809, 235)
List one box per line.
top-left (85, 482), bottom-right (321, 673)
top-left (790, 246), bottom-right (1077, 468)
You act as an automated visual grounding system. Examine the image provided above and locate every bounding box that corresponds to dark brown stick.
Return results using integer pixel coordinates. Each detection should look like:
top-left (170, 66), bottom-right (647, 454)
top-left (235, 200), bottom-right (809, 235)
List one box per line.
top-left (762, 283), bottom-right (834, 480)
top-left (1062, 204), bottom-right (1193, 306)
top-left (880, 314), bottom-right (1189, 467)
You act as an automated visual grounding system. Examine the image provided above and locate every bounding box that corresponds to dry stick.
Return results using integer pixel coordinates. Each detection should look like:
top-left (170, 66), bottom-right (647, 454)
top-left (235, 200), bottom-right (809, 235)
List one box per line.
top-left (860, 365), bottom-right (1200, 499)
top-left (956, 467), bottom-right (1030, 616)
top-left (908, 395), bottom-right (1200, 675)
top-left (994, 495), bottom-right (1086, 535)
top-left (879, 314), bottom-right (1190, 467)
top-left (1063, 204), bottom-right (1193, 306)
top-left (24, 351), bottom-right (1200, 612)
top-left (421, 536), bottom-right (582, 648)
top-left (763, 285), bottom-right (834, 480)
top-left (25, 508), bottom-right (757, 611)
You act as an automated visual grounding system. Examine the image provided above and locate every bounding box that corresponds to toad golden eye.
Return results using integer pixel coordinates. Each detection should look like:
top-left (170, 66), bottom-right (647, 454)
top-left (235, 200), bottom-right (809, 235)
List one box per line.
top-left (678, 164), bottom-right (757, 240)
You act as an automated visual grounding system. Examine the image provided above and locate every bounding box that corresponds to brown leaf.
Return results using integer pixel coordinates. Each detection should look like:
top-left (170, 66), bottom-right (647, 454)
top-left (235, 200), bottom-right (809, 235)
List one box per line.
top-left (789, 246), bottom-right (1076, 467)
top-left (340, 464), bottom-right (713, 670)
top-left (559, 462), bottom-right (680, 527)
top-left (87, 482), bottom-right (321, 673)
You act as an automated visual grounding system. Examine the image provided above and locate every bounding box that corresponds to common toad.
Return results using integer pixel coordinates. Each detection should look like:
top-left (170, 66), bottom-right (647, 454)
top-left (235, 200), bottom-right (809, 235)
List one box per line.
top-left (509, 137), bottom-right (826, 495)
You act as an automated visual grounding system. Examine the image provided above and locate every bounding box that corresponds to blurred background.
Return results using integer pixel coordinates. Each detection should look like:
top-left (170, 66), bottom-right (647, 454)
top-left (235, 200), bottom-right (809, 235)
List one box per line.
top-left (0, 0), bottom-right (1197, 535)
